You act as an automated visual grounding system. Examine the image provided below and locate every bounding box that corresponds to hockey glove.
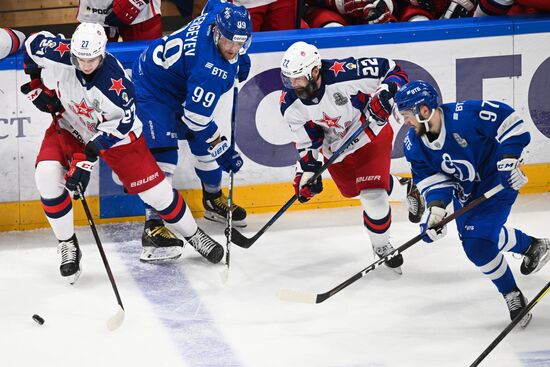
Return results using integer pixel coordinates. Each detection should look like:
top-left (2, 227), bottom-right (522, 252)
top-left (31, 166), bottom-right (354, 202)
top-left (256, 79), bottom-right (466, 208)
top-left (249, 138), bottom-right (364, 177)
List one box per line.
top-left (420, 205), bottom-right (447, 243)
top-left (441, 0), bottom-right (476, 19)
top-left (208, 136), bottom-right (243, 173)
top-left (497, 158), bottom-right (528, 191)
top-left (366, 81), bottom-right (398, 126)
top-left (363, 0), bottom-right (394, 24)
top-left (65, 152), bottom-right (98, 197)
top-left (237, 53), bottom-right (251, 83)
top-left (105, 0), bottom-right (149, 26)
top-left (20, 79), bottom-right (63, 114)
top-left (293, 151), bottom-right (323, 203)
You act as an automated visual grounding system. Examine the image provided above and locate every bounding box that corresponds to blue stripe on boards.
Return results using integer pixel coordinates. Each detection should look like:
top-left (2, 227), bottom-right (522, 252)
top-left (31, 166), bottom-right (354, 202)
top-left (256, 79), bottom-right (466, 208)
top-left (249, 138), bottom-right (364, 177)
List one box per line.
top-left (102, 223), bottom-right (242, 367)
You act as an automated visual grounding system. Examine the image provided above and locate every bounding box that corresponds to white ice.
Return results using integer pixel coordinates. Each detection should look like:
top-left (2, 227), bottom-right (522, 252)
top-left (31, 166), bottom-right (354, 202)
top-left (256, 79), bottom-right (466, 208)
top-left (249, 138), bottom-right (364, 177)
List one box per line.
top-left (1, 194), bottom-right (549, 367)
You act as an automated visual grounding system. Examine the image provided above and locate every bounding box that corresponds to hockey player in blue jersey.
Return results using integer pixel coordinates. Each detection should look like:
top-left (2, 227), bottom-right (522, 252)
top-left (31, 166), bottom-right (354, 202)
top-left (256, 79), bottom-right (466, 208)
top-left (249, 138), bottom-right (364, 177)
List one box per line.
top-left (22, 23), bottom-right (226, 283)
top-left (395, 80), bottom-right (550, 327)
top-left (132, 0), bottom-right (252, 254)
top-left (279, 41), bottom-right (426, 274)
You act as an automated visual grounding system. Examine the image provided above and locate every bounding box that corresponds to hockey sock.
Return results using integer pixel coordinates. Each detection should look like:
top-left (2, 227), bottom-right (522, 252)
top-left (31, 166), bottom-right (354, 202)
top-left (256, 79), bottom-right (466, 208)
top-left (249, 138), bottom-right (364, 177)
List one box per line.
top-left (463, 238), bottom-right (517, 294)
top-left (41, 190), bottom-right (74, 241)
top-left (497, 226), bottom-right (532, 255)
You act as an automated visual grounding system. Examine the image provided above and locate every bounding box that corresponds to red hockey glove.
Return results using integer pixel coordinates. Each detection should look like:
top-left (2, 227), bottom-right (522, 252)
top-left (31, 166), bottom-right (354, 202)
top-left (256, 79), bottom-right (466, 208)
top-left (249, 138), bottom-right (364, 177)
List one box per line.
top-left (408, 0), bottom-right (436, 11)
top-left (293, 151), bottom-right (323, 203)
top-left (363, 0), bottom-right (394, 24)
top-left (65, 153), bottom-right (97, 198)
top-left (20, 79), bottom-right (63, 114)
top-left (105, 0), bottom-right (150, 26)
top-left (366, 81), bottom-right (398, 126)
top-left (330, 0), bottom-right (394, 23)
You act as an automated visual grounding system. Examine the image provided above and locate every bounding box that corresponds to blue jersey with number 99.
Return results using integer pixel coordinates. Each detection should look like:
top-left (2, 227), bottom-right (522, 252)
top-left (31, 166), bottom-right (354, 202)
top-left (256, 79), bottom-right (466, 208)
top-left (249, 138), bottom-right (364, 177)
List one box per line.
top-left (132, 0), bottom-right (238, 135)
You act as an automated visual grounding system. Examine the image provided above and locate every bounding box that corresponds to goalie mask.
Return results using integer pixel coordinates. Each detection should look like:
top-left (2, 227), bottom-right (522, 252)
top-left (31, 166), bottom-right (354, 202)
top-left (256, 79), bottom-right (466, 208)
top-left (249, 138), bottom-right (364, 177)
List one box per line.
top-left (280, 41), bottom-right (322, 100)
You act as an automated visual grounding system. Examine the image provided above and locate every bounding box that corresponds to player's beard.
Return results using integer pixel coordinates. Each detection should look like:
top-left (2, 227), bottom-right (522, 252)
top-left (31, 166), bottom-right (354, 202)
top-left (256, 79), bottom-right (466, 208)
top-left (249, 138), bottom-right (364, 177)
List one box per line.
top-left (414, 122), bottom-right (427, 136)
top-left (295, 74), bottom-right (320, 100)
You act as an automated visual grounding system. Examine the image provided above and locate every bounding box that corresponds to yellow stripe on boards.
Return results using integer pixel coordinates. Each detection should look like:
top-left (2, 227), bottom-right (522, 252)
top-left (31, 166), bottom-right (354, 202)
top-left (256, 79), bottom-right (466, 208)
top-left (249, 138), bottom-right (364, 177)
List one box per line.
top-left (1, 163), bottom-right (549, 232)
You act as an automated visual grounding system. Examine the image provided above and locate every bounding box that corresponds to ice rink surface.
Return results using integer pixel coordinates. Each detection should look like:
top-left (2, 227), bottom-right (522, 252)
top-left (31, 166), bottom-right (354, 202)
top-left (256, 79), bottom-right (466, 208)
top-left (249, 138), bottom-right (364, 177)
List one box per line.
top-left (1, 194), bottom-right (549, 367)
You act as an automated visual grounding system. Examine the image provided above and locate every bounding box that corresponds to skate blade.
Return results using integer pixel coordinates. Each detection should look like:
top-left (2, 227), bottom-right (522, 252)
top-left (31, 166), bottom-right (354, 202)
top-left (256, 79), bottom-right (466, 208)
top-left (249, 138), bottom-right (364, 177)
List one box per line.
top-left (65, 266), bottom-right (82, 285)
top-left (204, 212), bottom-right (247, 228)
top-left (519, 312), bottom-right (533, 328)
top-left (140, 246), bottom-right (182, 263)
top-left (386, 265), bottom-right (403, 275)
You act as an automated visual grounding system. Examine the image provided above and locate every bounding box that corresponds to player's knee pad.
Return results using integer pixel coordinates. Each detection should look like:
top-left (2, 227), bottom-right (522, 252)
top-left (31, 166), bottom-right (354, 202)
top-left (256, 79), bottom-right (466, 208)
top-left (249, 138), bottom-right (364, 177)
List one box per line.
top-left (360, 188), bottom-right (390, 219)
top-left (35, 161), bottom-right (67, 198)
top-left (138, 178), bottom-right (175, 211)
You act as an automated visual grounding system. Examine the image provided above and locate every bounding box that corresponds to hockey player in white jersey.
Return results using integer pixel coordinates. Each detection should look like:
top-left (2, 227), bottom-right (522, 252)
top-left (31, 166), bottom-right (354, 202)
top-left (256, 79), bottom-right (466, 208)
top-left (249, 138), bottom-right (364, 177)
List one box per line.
top-left (279, 41), bottom-right (416, 273)
top-left (22, 23), bottom-right (225, 283)
top-left (395, 80), bottom-right (550, 326)
top-left (132, 0), bottom-right (252, 251)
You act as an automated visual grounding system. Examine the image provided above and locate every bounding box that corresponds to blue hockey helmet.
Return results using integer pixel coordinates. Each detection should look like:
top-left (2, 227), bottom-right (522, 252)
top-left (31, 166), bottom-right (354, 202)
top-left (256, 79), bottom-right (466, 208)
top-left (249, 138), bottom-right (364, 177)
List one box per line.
top-left (394, 80), bottom-right (439, 132)
top-left (394, 80), bottom-right (439, 114)
top-left (214, 4), bottom-right (252, 53)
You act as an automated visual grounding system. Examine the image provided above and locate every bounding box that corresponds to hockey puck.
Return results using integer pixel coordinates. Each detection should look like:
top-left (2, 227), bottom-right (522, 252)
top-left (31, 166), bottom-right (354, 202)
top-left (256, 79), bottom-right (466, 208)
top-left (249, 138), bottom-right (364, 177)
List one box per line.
top-left (32, 314), bottom-right (45, 325)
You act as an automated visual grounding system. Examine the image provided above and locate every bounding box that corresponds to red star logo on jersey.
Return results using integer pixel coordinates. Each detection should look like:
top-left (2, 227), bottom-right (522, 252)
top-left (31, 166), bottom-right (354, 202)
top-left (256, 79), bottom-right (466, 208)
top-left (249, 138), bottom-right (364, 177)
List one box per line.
top-left (54, 42), bottom-right (71, 57)
top-left (329, 61), bottom-right (346, 77)
top-left (279, 91), bottom-right (287, 104)
top-left (316, 112), bottom-right (342, 128)
top-left (74, 99), bottom-right (95, 118)
top-left (109, 78), bottom-right (126, 96)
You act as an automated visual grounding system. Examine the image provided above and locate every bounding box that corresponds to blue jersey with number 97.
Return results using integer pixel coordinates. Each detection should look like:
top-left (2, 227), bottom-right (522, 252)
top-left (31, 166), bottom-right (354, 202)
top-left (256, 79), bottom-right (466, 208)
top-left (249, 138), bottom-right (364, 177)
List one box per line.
top-left (132, 0), bottom-right (238, 136)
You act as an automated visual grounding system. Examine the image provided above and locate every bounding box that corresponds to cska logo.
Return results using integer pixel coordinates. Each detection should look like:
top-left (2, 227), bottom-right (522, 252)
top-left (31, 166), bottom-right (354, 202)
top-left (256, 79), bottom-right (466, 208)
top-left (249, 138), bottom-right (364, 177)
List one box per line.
top-left (316, 112), bottom-right (342, 129)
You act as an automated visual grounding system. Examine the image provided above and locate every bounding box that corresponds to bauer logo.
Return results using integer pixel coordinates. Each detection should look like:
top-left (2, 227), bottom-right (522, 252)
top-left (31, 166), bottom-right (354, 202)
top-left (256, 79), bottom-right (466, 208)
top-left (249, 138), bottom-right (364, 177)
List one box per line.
top-left (130, 172), bottom-right (160, 188)
top-left (356, 175), bottom-right (381, 183)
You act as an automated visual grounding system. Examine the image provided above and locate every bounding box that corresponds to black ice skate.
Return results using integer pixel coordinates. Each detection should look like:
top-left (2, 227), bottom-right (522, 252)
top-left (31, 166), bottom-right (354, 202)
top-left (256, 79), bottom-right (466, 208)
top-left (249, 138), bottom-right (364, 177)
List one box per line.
top-left (57, 234), bottom-right (82, 285)
top-left (503, 287), bottom-right (532, 328)
top-left (140, 219), bottom-right (184, 263)
top-left (373, 243), bottom-right (403, 275)
top-left (185, 228), bottom-right (224, 264)
top-left (520, 238), bottom-right (550, 275)
top-left (203, 189), bottom-right (247, 227)
top-left (399, 177), bottom-right (425, 223)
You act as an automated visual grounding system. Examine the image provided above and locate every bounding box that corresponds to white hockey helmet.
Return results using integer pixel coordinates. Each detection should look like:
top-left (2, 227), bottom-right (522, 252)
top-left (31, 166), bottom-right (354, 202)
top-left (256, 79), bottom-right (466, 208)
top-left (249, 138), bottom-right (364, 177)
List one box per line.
top-left (280, 41), bottom-right (322, 89)
top-left (70, 22), bottom-right (107, 60)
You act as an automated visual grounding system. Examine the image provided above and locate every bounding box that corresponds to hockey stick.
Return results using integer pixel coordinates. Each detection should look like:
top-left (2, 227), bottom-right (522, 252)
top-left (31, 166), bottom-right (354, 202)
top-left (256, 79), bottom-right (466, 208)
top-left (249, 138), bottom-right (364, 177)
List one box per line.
top-left (77, 186), bottom-right (125, 330)
top-left (221, 84), bottom-right (239, 283)
top-left (470, 279), bottom-right (550, 367)
top-left (277, 184), bottom-right (504, 304)
top-left (230, 117), bottom-right (379, 249)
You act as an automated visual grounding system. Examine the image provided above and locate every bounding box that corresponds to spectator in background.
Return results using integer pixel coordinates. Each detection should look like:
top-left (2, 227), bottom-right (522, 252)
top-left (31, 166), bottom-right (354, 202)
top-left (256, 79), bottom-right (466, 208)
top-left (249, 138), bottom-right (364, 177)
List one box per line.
top-left (303, 0), bottom-right (396, 27)
top-left (78, 0), bottom-right (163, 42)
top-left (0, 28), bottom-right (26, 60)
top-left (232, 0), bottom-right (299, 31)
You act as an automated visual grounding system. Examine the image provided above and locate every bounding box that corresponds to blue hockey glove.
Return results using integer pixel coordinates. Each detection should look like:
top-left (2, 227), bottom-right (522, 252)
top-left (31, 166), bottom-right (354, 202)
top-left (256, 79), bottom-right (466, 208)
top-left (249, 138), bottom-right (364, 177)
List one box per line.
top-left (237, 53), bottom-right (251, 83)
top-left (293, 151), bottom-right (323, 203)
top-left (65, 153), bottom-right (97, 197)
top-left (420, 206), bottom-right (447, 243)
top-left (497, 158), bottom-right (528, 191)
top-left (208, 136), bottom-right (243, 173)
top-left (366, 81), bottom-right (398, 126)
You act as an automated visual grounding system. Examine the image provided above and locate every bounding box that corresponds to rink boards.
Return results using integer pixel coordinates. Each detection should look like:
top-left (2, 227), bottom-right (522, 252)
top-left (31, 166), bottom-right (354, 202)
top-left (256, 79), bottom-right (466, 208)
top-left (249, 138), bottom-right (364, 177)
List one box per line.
top-left (1, 16), bottom-right (550, 230)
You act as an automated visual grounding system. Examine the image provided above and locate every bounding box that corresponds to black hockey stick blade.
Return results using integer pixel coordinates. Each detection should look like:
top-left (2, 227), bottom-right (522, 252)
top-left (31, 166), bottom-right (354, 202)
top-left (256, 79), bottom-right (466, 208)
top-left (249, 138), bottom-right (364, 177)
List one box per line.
top-left (277, 184), bottom-right (504, 304)
top-left (469, 279), bottom-right (550, 367)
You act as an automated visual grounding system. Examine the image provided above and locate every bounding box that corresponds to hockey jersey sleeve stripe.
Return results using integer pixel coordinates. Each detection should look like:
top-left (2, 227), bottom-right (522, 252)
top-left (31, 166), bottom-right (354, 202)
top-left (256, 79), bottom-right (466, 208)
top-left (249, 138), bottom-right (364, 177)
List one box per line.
top-left (382, 64), bottom-right (409, 87)
top-left (416, 173), bottom-right (454, 194)
top-left (182, 109), bottom-right (212, 130)
top-left (496, 117), bottom-right (525, 143)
